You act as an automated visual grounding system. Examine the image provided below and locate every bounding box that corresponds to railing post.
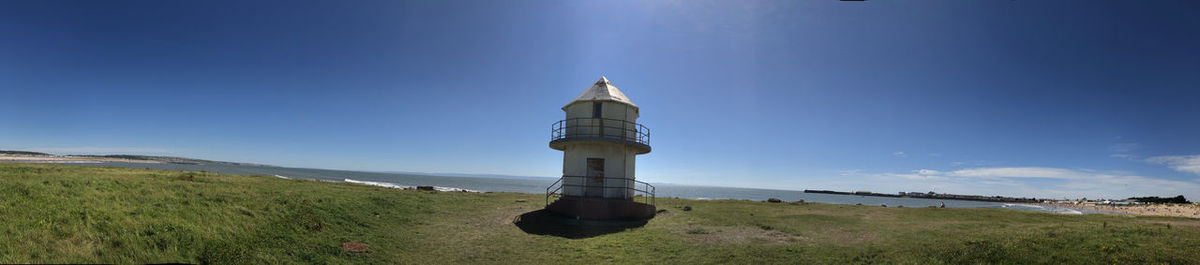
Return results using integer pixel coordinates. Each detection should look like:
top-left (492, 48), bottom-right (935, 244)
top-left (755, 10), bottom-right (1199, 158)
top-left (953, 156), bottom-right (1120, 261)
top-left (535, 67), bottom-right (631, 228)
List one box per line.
top-left (621, 120), bottom-right (627, 142)
top-left (551, 119), bottom-right (650, 147)
top-left (645, 127), bottom-right (650, 145)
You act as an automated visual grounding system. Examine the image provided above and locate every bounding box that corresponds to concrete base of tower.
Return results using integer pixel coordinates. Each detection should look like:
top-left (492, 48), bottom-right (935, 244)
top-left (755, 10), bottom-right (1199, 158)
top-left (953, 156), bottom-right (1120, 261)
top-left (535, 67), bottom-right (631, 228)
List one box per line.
top-left (546, 196), bottom-right (657, 220)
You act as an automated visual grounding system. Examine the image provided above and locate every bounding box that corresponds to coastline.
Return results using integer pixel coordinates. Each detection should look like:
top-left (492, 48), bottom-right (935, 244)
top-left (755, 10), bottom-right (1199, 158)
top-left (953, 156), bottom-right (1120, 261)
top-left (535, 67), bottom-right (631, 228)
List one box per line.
top-left (0, 154), bottom-right (161, 164)
top-left (1042, 203), bottom-right (1200, 218)
top-left (804, 189), bottom-right (1041, 203)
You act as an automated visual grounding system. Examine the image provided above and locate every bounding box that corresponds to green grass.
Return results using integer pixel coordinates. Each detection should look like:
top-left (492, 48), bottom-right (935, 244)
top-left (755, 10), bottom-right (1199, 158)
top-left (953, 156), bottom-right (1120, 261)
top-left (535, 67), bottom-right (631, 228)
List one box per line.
top-left (1, 163), bottom-right (1198, 264)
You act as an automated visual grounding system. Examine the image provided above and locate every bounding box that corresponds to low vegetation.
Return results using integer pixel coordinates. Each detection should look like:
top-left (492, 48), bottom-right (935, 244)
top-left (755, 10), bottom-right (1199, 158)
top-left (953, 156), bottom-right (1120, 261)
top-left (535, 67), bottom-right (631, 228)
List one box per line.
top-left (66, 154), bottom-right (241, 165)
top-left (1, 163), bottom-right (1198, 264)
top-left (1129, 195), bottom-right (1192, 204)
top-left (0, 150), bottom-right (51, 156)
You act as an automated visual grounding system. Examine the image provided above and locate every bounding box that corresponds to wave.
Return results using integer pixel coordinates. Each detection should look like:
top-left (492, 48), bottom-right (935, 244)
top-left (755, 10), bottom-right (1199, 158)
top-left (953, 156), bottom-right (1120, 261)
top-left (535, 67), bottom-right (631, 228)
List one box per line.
top-left (1000, 203), bottom-right (1089, 215)
top-left (344, 178), bottom-right (410, 189)
top-left (342, 178), bottom-right (478, 192)
top-left (273, 175), bottom-right (291, 179)
top-left (1057, 209), bottom-right (1084, 215)
top-left (433, 186), bottom-right (478, 192)
top-left (1002, 203), bottom-right (1045, 209)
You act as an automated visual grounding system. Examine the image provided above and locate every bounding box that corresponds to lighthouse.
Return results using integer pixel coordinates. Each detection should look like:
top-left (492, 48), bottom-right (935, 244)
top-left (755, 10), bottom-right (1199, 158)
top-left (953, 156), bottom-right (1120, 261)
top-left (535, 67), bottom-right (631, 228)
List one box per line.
top-left (545, 77), bottom-right (656, 220)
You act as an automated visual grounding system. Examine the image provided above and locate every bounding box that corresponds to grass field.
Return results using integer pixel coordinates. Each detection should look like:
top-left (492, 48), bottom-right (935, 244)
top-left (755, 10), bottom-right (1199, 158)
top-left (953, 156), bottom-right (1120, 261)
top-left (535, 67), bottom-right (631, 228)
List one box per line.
top-left (1, 163), bottom-right (1198, 264)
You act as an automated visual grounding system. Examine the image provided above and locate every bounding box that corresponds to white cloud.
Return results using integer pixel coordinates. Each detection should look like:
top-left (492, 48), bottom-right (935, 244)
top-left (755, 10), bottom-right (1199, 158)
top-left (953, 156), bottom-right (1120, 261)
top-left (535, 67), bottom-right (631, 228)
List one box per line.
top-left (949, 161), bottom-right (964, 167)
top-left (1147, 155), bottom-right (1200, 175)
top-left (944, 167), bottom-right (1093, 179)
top-left (1106, 143), bottom-right (1142, 160)
top-left (916, 169), bottom-right (941, 175)
top-left (1110, 143), bottom-right (1140, 152)
top-left (883, 173), bottom-right (948, 181)
top-left (1110, 154), bottom-right (1135, 159)
top-left (836, 169), bottom-right (863, 176)
top-left (892, 151), bottom-right (906, 157)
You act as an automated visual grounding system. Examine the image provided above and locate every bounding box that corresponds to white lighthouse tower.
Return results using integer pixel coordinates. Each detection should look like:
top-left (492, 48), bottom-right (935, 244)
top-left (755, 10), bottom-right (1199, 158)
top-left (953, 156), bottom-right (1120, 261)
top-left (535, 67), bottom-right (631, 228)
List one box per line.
top-left (545, 77), bottom-right (656, 220)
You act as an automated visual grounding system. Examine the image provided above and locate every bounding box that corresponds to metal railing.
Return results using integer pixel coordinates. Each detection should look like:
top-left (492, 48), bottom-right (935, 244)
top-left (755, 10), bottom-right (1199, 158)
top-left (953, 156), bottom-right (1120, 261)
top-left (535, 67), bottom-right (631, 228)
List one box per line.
top-left (550, 118), bottom-right (650, 146)
top-left (546, 175), bottom-right (656, 206)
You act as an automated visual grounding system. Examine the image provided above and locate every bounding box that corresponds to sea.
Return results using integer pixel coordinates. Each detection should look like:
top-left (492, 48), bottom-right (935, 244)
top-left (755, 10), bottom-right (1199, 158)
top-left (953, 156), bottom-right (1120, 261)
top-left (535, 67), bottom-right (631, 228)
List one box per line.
top-left (90, 162), bottom-right (1107, 215)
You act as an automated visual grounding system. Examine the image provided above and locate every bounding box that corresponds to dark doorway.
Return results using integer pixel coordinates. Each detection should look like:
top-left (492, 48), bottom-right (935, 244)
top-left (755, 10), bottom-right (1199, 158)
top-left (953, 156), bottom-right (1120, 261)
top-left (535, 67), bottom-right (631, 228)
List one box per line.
top-left (592, 102), bottom-right (602, 118)
top-left (586, 158), bottom-right (604, 197)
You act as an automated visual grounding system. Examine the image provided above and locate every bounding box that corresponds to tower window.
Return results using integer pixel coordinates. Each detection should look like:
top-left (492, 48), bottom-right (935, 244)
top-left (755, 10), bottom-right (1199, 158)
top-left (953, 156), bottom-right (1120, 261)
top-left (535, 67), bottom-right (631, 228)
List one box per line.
top-left (592, 102), bottom-right (602, 118)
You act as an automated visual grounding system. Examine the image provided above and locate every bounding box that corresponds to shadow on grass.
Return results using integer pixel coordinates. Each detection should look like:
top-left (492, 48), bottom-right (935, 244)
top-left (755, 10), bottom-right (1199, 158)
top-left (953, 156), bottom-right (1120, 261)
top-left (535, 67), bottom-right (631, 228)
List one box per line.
top-left (512, 209), bottom-right (648, 239)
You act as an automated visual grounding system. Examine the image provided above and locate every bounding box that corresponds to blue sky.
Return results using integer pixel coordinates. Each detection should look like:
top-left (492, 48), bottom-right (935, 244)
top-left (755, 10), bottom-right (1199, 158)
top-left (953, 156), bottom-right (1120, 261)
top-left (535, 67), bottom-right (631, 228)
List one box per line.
top-left (2, 0), bottom-right (1199, 200)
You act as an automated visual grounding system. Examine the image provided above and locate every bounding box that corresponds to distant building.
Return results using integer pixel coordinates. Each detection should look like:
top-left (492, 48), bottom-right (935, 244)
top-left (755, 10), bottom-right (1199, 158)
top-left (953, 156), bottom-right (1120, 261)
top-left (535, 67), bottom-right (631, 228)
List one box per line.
top-left (544, 77), bottom-right (656, 220)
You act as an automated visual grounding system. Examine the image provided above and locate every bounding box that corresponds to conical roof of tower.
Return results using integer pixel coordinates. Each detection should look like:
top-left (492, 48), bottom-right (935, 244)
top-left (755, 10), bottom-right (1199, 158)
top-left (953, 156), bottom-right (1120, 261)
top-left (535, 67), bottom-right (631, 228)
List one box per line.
top-left (563, 77), bottom-right (638, 110)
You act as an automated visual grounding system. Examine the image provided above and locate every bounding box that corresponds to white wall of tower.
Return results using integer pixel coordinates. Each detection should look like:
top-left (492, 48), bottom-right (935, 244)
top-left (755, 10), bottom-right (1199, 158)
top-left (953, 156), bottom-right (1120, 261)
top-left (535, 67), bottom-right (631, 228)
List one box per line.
top-left (560, 142), bottom-right (637, 199)
top-left (559, 101), bottom-right (641, 199)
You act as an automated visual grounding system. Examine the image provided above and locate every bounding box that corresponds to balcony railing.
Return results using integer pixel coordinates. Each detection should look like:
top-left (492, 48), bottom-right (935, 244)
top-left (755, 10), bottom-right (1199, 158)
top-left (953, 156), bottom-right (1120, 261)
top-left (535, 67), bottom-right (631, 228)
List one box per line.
top-left (550, 118), bottom-right (650, 146)
top-left (546, 175), bottom-right (656, 206)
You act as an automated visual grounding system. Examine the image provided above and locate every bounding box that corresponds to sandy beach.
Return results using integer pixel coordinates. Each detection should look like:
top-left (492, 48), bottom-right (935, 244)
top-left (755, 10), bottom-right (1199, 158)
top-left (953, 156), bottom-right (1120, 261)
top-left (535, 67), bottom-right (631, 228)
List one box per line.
top-left (1046, 203), bottom-right (1200, 218)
